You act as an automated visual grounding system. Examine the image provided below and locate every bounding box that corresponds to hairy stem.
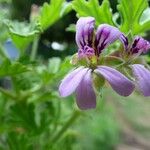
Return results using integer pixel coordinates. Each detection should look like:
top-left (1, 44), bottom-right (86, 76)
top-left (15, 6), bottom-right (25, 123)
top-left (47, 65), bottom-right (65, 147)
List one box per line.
top-left (30, 35), bottom-right (40, 61)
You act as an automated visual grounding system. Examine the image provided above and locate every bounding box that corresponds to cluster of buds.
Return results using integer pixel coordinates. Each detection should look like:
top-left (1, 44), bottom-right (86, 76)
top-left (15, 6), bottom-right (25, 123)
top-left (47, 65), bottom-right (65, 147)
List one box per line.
top-left (59, 17), bottom-right (150, 110)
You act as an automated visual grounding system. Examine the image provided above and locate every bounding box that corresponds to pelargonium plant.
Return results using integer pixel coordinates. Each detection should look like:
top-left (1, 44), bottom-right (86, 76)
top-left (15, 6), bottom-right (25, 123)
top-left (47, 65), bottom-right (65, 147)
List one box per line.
top-left (59, 17), bottom-right (150, 110)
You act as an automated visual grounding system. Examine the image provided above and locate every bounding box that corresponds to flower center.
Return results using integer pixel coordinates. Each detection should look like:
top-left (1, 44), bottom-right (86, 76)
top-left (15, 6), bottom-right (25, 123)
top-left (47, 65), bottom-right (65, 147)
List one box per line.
top-left (78, 45), bottom-right (95, 58)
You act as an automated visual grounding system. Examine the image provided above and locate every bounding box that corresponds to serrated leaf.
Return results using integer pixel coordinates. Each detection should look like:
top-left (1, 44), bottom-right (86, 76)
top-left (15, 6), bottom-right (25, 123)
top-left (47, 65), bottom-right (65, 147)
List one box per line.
top-left (118, 0), bottom-right (150, 34)
top-left (5, 21), bottom-right (41, 51)
top-left (72, 0), bottom-right (114, 26)
top-left (140, 8), bottom-right (150, 24)
top-left (8, 103), bottom-right (37, 132)
top-left (60, 1), bottom-right (72, 17)
top-left (0, 59), bottom-right (30, 77)
top-left (39, 0), bottom-right (71, 30)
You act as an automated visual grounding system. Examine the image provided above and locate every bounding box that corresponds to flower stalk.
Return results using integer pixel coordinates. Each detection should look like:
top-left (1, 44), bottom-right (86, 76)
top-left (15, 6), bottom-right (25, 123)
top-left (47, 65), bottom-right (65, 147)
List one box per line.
top-left (30, 35), bottom-right (40, 61)
top-left (51, 110), bottom-right (81, 144)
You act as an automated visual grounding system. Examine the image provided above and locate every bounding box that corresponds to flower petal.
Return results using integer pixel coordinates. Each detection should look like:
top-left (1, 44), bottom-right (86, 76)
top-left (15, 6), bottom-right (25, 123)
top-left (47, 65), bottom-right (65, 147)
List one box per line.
top-left (131, 64), bottom-right (150, 96)
top-left (59, 67), bottom-right (88, 97)
top-left (78, 45), bottom-right (95, 58)
top-left (95, 66), bottom-right (134, 96)
top-left (120, 34), bottom-right (128, 50)
top-left (131, 36), bottom-right (150, 54)
top-left (76, 17), bottom-right (95, 48)
top-left (76, 69), bottom-right (96, 110)
top-left (95, 24), bottom-right (123, 55)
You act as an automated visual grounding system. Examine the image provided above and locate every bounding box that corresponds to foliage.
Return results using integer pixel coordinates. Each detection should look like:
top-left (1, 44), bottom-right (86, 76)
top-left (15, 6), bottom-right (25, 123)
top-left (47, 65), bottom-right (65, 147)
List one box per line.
top-left (0, 59), bottom-right (29, 77)
top-left (39, 0), bottom-right (72, 30)
top-left (5, 21), bottom-right (41, 52)
top-left (73, 0), bottom-right (114, 26)
top-left (118, 0), bottom-right (150, 34)
top-left (73, 0), bottom-right (150, 35)
top-left (4, 0), bottom-right (71, 54)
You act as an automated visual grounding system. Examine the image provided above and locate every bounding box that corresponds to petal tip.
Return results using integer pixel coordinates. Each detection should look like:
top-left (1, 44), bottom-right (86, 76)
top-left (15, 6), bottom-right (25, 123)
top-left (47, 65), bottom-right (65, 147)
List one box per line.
top-left (120, 84), bottom-right (135, 97)
top-left (58, 85), bottom-right (67, 97)
top-left (77, 104), bottom-right (96, 110)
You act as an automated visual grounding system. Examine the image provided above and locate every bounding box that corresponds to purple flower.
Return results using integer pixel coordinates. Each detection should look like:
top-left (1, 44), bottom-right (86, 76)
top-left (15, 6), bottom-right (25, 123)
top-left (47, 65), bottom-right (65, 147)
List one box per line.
top-left (76, 17), bottom-right (127, 57)
top-left (127, 36), bottom-right (150, 55)
top-left (59, 17), bottom-right (134, 110)
top-left (122, 36), bottom-right (150, 97)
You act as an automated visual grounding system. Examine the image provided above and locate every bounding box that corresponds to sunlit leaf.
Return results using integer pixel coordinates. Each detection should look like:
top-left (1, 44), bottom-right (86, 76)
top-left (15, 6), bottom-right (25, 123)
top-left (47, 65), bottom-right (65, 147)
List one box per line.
top-left (118, 0), bottom-right (150, 34)
top-left (39, 0), bottom-right (71, 30)
top-left (140, 8), bottom-right (150, 24)
top-left (60, 1), bottom-right (72, 17)
top-left (72, 0), bottom-right (114, 26)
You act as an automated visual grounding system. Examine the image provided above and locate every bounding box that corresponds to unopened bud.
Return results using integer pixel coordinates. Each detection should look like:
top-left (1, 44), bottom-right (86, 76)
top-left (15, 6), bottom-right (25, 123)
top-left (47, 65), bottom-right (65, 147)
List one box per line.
top-left (30, 4), bottom-right (40, 22)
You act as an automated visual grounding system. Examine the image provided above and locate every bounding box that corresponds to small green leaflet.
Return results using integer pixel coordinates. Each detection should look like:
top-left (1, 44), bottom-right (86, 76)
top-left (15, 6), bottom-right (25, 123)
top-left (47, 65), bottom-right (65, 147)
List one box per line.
top-left (66, 24), bottom-right (76, 32)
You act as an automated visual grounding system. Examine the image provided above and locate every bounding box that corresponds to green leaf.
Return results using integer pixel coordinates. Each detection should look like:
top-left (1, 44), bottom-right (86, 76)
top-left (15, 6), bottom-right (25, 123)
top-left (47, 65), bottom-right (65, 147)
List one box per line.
top-left (72, 0), bottom-right (114, 26)
top-left (5, 20), bottom-right (41, 51)
top-left (8, 103), bottom-right (39, 137)
top-left (140, 8), bottom-right (150, 24)
top-left (60, 1), bottom-right (72, 17)
top-left (118, 0), bottom-right (150, 34)
top-left (39, 0), bottom-right (71, 30)
top-left (0, 59), bottom-right (30, 77)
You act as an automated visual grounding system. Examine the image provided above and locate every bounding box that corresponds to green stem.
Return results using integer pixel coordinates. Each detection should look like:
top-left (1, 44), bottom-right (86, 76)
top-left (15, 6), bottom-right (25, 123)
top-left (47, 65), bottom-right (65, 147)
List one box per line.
top-left (30, 35), bottom-right (40, 61)
top-left (51, 110), bottom-right (81, 144)
top-left (0, 43), bottom-right (8, 59)
top-left (53, 101), bottom-right (61, 132)
top-left (99, 92), bottom-right (106, 111)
